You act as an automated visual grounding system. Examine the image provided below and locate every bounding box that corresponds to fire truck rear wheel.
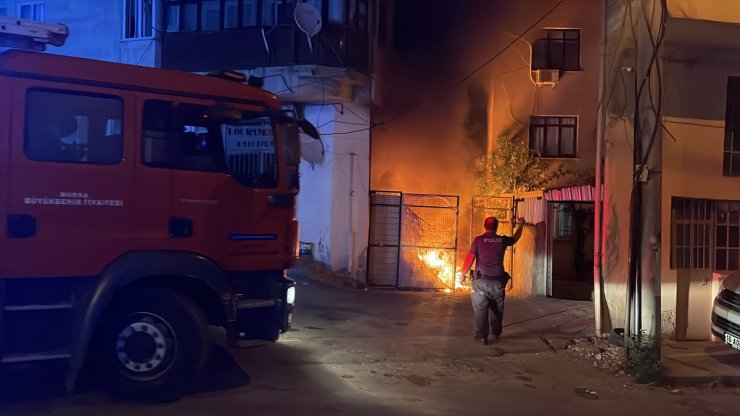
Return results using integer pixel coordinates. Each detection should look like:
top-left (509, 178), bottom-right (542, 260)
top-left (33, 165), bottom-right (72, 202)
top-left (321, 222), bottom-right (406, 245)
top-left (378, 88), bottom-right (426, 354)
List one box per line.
top-left (99, 288), bottom-right (210, 400)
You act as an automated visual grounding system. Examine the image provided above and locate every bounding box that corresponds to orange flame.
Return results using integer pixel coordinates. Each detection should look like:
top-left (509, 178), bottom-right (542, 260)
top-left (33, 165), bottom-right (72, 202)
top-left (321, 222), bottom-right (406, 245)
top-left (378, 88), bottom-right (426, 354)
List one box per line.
top-left (416, 249), bottom-right (469, 290)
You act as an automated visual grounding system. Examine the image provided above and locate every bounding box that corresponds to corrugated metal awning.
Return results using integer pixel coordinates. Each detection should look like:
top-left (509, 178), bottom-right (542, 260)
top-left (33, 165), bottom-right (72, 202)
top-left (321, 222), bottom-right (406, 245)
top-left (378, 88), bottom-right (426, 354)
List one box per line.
top-left (544, 184), bottom-right (599, 202)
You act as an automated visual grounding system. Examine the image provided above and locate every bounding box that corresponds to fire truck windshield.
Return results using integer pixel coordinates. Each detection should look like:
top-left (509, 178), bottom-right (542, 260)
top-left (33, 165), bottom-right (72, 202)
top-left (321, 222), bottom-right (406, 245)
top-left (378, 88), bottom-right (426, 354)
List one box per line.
top-left (142, 100), bottom-right (292, 188)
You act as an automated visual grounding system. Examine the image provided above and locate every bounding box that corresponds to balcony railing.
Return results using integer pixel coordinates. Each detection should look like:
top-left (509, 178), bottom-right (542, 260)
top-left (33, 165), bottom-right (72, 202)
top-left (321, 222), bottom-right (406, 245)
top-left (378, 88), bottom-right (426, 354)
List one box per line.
top-left (161, 24), bottom-right (369, 74)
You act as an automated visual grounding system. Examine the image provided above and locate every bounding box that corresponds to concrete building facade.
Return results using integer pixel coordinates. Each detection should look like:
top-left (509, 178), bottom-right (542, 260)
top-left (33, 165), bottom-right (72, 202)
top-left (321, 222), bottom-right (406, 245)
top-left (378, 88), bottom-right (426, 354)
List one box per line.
top-left (600, 0), bottom-right (740, 339)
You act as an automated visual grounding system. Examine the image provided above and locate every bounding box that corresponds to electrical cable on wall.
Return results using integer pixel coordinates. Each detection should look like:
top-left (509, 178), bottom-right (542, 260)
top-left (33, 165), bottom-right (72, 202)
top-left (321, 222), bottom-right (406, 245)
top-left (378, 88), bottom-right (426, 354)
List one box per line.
top-left (331, 0), bottom-right (566, 135)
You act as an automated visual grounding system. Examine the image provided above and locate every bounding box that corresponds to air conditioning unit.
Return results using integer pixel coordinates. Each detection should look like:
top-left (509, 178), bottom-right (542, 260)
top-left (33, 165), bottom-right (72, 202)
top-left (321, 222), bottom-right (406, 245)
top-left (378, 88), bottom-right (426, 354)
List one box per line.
top-left (531, 69), bottom-right (560, 86)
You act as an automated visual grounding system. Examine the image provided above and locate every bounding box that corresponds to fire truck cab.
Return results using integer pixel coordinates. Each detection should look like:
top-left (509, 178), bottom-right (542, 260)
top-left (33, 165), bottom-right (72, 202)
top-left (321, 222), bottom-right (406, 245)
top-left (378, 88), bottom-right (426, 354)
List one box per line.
top-left (0, 16), bottom-right (314, 399)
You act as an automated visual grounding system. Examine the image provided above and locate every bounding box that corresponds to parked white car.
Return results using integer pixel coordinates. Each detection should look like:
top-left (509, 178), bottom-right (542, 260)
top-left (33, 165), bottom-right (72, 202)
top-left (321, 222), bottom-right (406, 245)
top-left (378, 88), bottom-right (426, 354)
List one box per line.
top-left (711, 270), bottom-right (740, 351)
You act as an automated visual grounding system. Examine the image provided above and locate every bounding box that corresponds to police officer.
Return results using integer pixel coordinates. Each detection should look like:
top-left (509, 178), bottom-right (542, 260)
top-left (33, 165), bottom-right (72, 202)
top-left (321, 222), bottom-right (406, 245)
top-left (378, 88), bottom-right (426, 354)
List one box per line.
top-left (459, 216), bottom-right (525, 345)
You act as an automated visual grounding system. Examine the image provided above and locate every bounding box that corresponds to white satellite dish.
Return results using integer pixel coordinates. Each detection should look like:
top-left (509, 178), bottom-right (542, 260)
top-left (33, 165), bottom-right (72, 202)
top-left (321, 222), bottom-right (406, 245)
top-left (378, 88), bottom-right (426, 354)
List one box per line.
top-left (300, 132), bottom-right (325, 164)
top-left (294, 2), bottom-right (322, 52)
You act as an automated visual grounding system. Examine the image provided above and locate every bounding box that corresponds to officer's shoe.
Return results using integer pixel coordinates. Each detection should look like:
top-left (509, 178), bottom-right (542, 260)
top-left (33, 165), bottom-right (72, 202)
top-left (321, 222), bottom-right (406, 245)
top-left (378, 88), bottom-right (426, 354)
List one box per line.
top-left (473, 335), bottom-right (488, 345)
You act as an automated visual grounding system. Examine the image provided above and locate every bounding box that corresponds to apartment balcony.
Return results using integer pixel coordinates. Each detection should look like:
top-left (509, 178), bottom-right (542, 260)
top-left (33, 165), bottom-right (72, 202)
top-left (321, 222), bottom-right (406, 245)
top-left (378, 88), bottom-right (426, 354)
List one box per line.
top-left (160, 24), bottom-right (369, 74)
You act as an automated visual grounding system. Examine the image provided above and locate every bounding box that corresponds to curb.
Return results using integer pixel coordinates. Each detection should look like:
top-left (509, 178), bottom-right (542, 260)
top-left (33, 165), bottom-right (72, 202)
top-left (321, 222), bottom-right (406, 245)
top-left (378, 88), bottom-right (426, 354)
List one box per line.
top-left (662, 374), bottom-right (740, 388)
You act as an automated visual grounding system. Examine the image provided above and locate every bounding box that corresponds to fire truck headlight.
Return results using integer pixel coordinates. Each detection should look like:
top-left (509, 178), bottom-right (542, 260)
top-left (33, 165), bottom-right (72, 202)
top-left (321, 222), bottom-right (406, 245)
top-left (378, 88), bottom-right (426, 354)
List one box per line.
top-left (286, 286), bottom-right (296, 305)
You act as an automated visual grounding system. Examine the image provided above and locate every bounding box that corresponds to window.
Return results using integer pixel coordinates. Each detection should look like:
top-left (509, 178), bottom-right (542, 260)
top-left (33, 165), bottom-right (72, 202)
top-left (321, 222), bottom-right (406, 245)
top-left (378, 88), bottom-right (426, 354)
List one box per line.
top-left (201, 0), bottom-right (220, 31)
top-left (352, 0), bottom-right (367, 30)
top-left (671, 199), bottom-right (711, 269)
top-left (328, 0), bottom-right (346, 24)
top-left (532, 29), bottom-right (580, 71)
top-left (19, 2), bottom-right (44, 20)
top-left (552, 204), bottom-right (573, 239)
top-left (725, 76), bottom-right (740, 176)
top-left (224, 0), bottom-right (238, 28)
top-left (715, 201), bottom-right (740, 271)
top-left (167, 0), bottom-right (263, 31)
top-left (529, 116), bottom-right (577, 157)
top-left (0, 7), bottom-right (7, 16)
top-left (142, 100), bottom-right (278, 188)
top-left (262, 0), bottom-right (296, 26)
top-left (25, 90), bottom-right (123, 164)
top-left (671, 198), bottom-right (740, 271)
top-left (242, 0), bottom-right (257, 26)
top-left (124, 0), bottom-right (153, 38)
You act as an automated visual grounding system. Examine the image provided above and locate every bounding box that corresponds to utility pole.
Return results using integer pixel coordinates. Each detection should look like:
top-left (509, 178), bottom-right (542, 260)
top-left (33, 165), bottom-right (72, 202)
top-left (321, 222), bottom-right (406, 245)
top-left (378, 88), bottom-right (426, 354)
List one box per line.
top-left (626, 0), bottom-right (664, 354)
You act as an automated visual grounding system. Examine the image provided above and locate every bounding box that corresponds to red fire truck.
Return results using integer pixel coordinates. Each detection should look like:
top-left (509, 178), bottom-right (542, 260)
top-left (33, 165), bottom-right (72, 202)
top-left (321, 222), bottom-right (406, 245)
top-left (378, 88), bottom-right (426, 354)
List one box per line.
top-left (0, 17), bottom-right (317, 399)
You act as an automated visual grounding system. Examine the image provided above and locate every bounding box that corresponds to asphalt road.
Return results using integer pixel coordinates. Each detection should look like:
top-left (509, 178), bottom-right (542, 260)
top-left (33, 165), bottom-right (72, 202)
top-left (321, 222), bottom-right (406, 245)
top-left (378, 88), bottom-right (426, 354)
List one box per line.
top-left (0, 277), bottom-right (738, 415)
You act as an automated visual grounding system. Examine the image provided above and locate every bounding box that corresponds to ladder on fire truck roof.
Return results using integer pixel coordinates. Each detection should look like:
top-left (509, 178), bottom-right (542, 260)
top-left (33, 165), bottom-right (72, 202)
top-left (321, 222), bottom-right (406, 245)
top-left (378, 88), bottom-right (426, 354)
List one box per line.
top-left (0, 15), bottom-right (68, 51)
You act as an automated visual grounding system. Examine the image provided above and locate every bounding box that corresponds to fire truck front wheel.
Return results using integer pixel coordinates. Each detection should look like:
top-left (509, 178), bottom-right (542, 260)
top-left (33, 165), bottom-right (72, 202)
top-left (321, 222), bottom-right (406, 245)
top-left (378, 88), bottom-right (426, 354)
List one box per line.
top-left (99, 288), bottom-right (210, 400)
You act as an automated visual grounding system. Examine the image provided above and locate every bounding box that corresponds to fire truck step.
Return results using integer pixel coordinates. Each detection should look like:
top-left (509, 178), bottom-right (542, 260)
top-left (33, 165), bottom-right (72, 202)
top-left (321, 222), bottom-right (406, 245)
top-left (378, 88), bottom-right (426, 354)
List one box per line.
top-left (236, 299), bottom-right (276, 309)
top-left (1, 351), bottom-right (71, 364)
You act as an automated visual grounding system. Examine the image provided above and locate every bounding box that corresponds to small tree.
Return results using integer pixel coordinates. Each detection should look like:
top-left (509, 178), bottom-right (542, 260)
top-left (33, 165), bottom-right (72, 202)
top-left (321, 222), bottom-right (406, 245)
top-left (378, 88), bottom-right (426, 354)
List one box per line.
top-left (474, 134), bottom-right (550, 196)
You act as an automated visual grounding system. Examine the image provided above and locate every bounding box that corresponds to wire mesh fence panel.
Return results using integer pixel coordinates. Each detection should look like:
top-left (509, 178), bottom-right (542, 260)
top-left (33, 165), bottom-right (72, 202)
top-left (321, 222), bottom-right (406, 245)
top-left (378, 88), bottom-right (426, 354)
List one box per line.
top-left (398, 194), bottom-right (459, 289)
top-left (470, 196), bottom-right (513, 239)
top-left (367, 191), bottom-right (402, 287)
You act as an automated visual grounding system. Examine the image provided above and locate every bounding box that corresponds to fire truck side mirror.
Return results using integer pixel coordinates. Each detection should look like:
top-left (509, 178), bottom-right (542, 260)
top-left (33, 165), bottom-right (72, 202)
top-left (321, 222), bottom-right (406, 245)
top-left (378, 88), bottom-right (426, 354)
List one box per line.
top-left (296, 119), bottom-right (320, 140)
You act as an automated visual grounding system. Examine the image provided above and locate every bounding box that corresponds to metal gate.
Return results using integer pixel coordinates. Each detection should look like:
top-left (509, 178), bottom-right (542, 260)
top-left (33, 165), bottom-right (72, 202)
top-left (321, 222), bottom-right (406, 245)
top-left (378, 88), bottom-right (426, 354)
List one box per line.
top-left (367, 191), bottom-right (459, 289)
top-left (367, 191), bottom-right (402, 287)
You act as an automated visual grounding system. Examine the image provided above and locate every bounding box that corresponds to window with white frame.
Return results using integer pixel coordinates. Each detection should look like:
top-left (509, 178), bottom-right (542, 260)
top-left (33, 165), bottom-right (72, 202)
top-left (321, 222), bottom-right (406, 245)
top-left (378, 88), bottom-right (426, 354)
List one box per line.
top-left (124, 0), bottom-right (153, 39)
top-left (529, 116), bottom-right (577, 157)
top-left (19, 2), bottom-right (44, 20)
top-left (0, 6), bottom-right (8, 16)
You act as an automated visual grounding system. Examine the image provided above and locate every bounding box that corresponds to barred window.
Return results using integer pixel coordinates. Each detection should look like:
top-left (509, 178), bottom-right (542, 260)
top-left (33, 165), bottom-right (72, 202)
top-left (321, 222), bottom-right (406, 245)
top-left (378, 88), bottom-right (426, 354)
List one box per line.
top-left (671, 198), bottom-right (740, 272)
top-left (715, 201), bottom-right (740, 271)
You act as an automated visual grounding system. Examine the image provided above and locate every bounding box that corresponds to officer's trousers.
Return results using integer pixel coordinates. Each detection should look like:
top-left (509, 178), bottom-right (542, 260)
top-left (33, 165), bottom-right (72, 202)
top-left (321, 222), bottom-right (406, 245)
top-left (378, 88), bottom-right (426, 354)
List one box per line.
top-left (471, 276), bottom-right (507, 339)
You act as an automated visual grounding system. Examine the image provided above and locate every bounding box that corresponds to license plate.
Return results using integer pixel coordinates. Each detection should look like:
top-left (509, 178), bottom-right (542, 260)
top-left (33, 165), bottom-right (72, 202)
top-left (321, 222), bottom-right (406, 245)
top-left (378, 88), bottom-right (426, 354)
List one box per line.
top-left (725, 332), bottom-right (740, 351)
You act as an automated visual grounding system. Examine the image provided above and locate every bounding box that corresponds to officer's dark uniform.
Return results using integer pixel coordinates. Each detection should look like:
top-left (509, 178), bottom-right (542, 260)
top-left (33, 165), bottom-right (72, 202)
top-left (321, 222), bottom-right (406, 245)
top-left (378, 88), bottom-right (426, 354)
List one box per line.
top-left (469, 231), bottom-right (515, 342)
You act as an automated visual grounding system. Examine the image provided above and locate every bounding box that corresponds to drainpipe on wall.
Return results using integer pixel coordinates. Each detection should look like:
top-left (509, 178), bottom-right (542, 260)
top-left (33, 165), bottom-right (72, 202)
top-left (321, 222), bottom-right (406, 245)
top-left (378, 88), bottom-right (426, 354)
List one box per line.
top-left (593, 0), bottom-right (608, 337)
top-left (348, 152), bottom-right (357, 276)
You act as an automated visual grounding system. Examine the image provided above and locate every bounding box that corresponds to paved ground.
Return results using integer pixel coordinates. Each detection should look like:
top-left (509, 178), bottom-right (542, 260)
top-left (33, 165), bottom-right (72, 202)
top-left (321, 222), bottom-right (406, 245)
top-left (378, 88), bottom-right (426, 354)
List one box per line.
top-left (0, 275), bottom-right (738, 415)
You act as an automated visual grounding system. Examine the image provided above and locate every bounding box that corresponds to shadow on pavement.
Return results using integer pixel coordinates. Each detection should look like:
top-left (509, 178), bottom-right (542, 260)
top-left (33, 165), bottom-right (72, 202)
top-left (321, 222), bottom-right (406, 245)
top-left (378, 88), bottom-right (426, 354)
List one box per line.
top-left (0, 342), bottom-right (251, 404)
top-left (706, 345), bottom-right (740, 366)
top-left (0, 361), bottom-right (68, 403)
top-left (188, 342), bottom-right (251, 395)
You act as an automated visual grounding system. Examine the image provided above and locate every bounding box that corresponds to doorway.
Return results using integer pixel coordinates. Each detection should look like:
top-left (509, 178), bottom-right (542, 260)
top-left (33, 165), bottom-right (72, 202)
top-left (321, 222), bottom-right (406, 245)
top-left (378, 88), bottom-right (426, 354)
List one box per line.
top-left (548, 202), bottom-right (594, 301)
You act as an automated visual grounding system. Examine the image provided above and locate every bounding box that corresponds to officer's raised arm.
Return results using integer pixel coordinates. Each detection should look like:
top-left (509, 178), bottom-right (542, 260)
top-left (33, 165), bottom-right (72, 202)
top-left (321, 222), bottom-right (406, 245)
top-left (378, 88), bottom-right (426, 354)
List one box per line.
top-left (511, 217), bottom-right (526, 244)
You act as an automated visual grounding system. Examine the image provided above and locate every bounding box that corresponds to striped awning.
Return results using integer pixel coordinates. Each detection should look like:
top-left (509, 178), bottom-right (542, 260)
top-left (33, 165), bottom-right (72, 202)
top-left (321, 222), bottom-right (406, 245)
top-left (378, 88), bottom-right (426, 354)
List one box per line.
top-left (510, 184), bottom-right (599, 224)
top-left (544, 184), bottom-right (599, 202)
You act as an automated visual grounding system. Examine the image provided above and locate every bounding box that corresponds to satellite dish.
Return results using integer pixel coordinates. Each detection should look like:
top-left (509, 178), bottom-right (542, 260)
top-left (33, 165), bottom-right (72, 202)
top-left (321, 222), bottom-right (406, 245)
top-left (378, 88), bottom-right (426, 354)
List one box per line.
top-left (294, 2), bottom-right (322, 52)
top-left (300, 133), bottom-right (325, 164)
